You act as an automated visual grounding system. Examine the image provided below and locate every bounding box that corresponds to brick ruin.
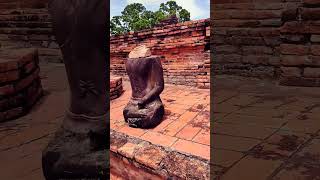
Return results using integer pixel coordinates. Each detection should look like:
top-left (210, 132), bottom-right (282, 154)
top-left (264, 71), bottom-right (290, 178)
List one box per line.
top-left (0, 0), bottom-right (62, 63)
top-left (1, 1), bottom-right (211, 88)
top-left (0, 48), bottom-right (42, 122)
top-left (2, 0), bottom-right (320, 89)
top-left (110, 76), bottom-right (123, 100)
top-left (213, 0), bottom-right (320, 87)
top-left (110, 19), bottom-right (211, 88)
top-left (0, 0), bottom-right (49, 121)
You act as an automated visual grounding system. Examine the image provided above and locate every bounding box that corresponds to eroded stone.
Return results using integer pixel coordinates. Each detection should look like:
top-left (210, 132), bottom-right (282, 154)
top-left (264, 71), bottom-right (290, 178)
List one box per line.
top-left (124, 49), bottom-right (165, 128)
top-left (128, 45), bottom-right (151, 59)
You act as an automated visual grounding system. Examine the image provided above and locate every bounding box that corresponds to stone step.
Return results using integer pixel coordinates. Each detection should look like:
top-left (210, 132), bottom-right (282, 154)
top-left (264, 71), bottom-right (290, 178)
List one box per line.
top-left (0, 14), bottom-right (51, 22)
top-left (0, 21), bottom-right (52, 28)
top-left (0, 27), bottom-right (52, 35)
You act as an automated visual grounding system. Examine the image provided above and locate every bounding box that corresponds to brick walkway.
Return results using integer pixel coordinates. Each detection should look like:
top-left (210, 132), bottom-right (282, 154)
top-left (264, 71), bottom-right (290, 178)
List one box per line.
top-left (110, 81), bottom-right (210, 160)
top-left (2, 63), bottom-right (320, 179)
top-left (213, 75), bottom-right (320, 180)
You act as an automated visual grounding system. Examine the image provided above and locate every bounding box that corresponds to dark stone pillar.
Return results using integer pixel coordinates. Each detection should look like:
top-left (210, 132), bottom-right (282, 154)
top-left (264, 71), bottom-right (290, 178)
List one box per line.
top-left (42, 0), bottom-right (108, 179)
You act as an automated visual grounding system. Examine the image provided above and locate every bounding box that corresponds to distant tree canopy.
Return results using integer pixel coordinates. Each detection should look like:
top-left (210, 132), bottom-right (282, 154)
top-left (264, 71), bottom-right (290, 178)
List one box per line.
top-left (110, 1), bottom-right (191, 35)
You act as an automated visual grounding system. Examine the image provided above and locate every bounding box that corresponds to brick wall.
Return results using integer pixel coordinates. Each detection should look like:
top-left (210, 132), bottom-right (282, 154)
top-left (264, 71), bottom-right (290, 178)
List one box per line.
top-left (280, 0), bottom-right (320, 86)
top-left (0, 1), bottom-right (62, 63)
top-left (212, 0), bottom-right (320, 86)
top-left (0, 48), bottom-right (43, 122)
top-left (0, 0), bottom-right (48, 9)
top-left (110, 19), bottom-right (210, 88)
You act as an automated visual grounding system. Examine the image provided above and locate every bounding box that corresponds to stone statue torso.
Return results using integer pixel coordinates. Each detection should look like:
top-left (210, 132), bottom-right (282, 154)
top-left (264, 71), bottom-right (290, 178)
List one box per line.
top-left (125, 57), bottom-right (156, 99)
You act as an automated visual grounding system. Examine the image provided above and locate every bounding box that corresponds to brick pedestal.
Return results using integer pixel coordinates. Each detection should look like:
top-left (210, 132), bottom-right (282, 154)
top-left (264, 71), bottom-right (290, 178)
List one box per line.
top-left (0, 48), bottom-right (42, 122)
top-left (110, 76), bottom-right (123, 100)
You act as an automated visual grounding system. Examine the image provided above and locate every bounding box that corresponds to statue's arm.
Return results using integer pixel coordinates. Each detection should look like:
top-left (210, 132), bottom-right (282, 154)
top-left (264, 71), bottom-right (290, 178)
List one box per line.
top-left (138, 59), bottom-right (164, 107)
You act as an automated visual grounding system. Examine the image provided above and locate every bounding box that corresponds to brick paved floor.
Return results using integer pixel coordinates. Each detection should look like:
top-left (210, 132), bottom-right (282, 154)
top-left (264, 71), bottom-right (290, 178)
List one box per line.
top-left (2, 63), bottom-right (320, 180)
top-left (110, 81), bottom-right (210, 160)
top-left (213, 75), bottom-right (320, 180)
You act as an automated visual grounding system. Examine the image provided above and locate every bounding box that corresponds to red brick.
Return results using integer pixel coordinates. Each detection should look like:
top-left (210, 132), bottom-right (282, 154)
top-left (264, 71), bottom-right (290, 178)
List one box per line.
top-left (151, 116), bottom-right (174, 133)
top-left (302, 8), bottom-right (320, 20)
top-left (280, 44), bottom-right (309, 55)
top-left (304, 68), bottom-right (320, 78)
top-left (281, 56), bottom-right (307, 66)
top-left (0, 84), bottom-right (15, 96)
top-left (164, 111), bottom-right (199, 136)
top-left (118, 126), bottom-right (146, 138)
top-left (14, 68), bottom-right (39, 92)
top-left (281, 67), bottom-right (302, 77)
top-left (311, 45), bottom-right (320, 56)
top-left (304, 0), bottom-right (320, 6)
top-left (140, 131), bottom-right (177, 147)
top-left (0, 70), bottom-right (19, 83)
top-left (176, 124), bottom-right (201, 141)
top-left (134, 145), bottom-right (167, 170)
top-left (172, 139), bottom-right (210, 160)
top-left (280, 21), bottom-right (308, 34)
top-left (0, 60), bottom-right (18, 73)
top-left (117, 142), bottom-right (140, 159)
top-left (193, 129), bottom-right (210, 146)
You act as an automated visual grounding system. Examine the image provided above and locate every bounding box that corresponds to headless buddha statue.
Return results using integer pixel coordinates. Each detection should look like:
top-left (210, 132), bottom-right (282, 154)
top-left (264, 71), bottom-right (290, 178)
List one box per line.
top-left (123, 45), bottom-right (165, 128)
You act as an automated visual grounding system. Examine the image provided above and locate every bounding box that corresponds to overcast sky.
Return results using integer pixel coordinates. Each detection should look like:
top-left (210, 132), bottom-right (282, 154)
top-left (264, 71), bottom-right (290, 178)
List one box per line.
top-left (110, 0), bottom-right (210, 20)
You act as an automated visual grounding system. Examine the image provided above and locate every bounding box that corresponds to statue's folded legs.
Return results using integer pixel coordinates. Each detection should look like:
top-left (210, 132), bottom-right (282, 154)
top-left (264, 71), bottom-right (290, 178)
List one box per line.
top-left (42, 0), bottom-right (108, 179)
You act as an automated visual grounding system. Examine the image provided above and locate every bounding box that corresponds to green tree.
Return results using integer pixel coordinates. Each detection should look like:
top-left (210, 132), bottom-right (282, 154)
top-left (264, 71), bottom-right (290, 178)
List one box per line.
top-left (110, 16), bottom-right (126, 35)
top-left (157, 1), bottom-right (190, 22)
top-left (110, 1), bottom-right (191, 35)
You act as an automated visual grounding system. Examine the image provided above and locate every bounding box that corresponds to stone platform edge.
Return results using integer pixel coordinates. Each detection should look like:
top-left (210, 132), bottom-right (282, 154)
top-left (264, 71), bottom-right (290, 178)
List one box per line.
top-left (110, 129), bottom-right (210, 179)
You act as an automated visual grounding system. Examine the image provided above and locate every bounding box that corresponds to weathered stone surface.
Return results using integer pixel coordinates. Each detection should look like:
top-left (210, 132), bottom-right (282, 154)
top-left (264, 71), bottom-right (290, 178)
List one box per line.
top-left (123, 55), bottom-right (165, 128)
top-left (42, 0), bottom-right (108, 179)
top-left (128, 45), bottom-right (151, 59)
top-left (42, 129), bottom-right (108, 179)
top-left (110, 130), bottom-right (210, 179)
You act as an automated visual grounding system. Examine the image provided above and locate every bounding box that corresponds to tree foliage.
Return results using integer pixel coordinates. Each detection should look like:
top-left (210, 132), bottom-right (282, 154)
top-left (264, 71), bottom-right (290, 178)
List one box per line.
top-left (110, 1), bottom-right (190, 35)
